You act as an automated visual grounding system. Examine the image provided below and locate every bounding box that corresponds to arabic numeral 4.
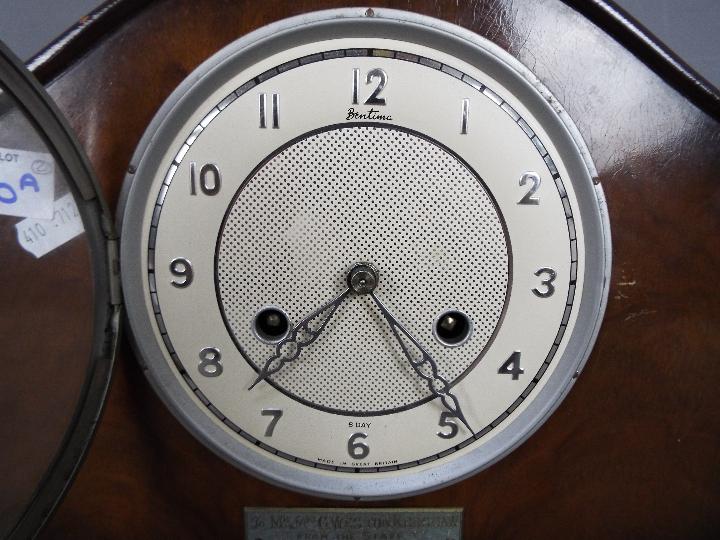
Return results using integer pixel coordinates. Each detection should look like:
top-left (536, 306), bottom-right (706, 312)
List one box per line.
top-left (499, 351), bottom-right (524, 380)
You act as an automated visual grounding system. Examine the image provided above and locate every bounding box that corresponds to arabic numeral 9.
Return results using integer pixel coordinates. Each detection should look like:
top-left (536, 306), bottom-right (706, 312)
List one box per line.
top-left (170, 258), bottom-right (193, 288)
top-left (348, 432), bottom-right (369, 459)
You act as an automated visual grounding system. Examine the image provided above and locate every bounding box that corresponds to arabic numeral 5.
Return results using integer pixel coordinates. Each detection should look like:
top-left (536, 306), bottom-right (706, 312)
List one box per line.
top-left (348, 432), bottom-right (369, 459)
top-left (190, 162), bottom-right (221, 196)
top-left (437, 412), bottom-right (459, 439)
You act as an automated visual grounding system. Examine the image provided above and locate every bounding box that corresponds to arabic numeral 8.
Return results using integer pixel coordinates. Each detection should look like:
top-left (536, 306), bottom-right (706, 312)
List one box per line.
top-left (198, 347), bottom-right (222, 377)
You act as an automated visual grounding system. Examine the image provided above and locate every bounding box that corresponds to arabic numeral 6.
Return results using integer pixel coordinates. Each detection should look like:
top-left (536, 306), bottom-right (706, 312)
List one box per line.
top-left (347, 432), bottom-right (369, 459)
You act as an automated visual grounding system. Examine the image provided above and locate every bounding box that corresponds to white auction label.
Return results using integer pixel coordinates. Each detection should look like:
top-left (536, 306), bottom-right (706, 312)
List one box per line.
top-left (16, 193), bottom-right (84, 258)
top-left (0, 147), bottom-right (55, 219)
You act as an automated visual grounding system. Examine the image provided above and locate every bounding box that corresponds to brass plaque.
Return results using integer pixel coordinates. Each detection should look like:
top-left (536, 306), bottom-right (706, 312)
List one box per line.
top-left (245, 508), bottom-right (463, 539)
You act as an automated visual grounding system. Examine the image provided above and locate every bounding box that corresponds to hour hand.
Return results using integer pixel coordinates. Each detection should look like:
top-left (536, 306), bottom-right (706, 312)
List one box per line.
top-left (369, 292), bottom-right (475, 435)
top-left (248, 288), bottom-right (350, 389)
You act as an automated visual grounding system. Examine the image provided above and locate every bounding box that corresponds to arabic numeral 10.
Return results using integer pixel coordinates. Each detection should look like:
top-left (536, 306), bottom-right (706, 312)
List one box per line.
top-left (190, 162), bottom-right (221, 196)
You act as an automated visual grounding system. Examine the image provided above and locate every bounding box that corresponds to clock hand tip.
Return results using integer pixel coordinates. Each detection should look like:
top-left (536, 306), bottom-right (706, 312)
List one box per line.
top-left (248, 374), bottom-right (264, 390)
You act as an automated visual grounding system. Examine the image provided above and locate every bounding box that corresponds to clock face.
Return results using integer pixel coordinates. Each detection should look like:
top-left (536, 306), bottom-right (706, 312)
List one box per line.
top-left (120, 9), bottom-right (610, 499)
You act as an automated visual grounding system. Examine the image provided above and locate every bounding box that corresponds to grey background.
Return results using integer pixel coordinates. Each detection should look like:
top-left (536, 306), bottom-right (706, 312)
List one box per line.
top-left (0, 0), bottom-right (718, 89)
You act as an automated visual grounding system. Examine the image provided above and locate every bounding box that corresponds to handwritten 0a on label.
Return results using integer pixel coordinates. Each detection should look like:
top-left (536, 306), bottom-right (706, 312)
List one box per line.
top-left (0, 147), bottom-right (55, 219)
top-left (16, 193), bottom-right (84, 258)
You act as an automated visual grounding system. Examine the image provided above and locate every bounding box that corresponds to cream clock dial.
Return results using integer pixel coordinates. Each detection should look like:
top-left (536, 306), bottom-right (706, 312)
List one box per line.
top-left (120, 9), bottom-right (610, 499)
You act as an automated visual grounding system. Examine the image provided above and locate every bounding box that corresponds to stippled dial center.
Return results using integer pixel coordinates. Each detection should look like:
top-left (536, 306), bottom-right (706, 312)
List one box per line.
top-left (216, 125), bottom-right (510, 414)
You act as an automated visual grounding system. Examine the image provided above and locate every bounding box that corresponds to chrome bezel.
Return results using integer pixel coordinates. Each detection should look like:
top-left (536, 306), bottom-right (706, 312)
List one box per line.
top-left (120, 8), bottom-right (611, 500)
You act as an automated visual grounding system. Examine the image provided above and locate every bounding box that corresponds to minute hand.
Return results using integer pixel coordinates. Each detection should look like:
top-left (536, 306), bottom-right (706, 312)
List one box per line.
top-left (370, 292), bottom-right (475, 435)
top-left (249, 288), bottom-right (350, 390)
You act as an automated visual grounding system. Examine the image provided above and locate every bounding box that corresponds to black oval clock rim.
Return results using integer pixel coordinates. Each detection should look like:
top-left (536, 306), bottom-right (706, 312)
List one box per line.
top-left (0, 41), bottom-right (120, 539)
top-left (211, 121), bottom-right (513, 418)
top-left (119, 8), bottom-right (610, 500)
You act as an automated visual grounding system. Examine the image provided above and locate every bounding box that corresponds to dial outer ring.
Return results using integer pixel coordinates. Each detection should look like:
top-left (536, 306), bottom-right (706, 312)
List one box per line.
top-left (119, 8), bottom-right (611, 500)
